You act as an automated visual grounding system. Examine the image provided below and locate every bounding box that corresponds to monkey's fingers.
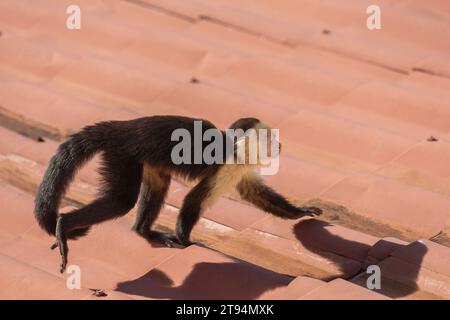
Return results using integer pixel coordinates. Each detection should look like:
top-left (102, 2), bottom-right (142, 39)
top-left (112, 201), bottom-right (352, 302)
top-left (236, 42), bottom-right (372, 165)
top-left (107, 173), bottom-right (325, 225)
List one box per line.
top-left (175, 237), bottom-right (195, 248)
top-left (163, 239), bottom-right (186, 249)
top-left (302, 206), bottom-right (323, 216)
top-left (147, 231), bottom-right (184, 249)
top-left (159, 235), bottom-right (176, 248)
top-left (164, 236), bottom-right (187, 249)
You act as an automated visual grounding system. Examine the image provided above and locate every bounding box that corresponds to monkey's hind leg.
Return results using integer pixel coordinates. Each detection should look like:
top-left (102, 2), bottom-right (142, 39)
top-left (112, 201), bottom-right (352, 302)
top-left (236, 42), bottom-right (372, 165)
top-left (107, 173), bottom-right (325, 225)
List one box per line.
top-left (132, 166), bottom-right (177, 247)
top-left (54, 158), bottom-right (142, 273)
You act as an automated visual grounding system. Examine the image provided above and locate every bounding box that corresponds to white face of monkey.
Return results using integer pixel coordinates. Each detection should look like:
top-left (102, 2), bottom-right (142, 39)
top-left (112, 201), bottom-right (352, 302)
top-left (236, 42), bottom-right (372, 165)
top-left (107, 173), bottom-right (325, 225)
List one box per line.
top-left (235, 122), bottom-right (281, 166)
top-left (262, 125), bottom-right (281, 159)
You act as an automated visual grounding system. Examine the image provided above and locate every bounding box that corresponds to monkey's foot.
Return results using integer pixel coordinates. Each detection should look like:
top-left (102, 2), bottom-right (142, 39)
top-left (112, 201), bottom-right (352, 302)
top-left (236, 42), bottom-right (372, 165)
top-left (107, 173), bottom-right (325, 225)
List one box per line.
top-left (59, 253), bottom-right (67, 274)
top-left (55, 216), bottom-right (68, 273)
top-left (54, 236), bottom-right (68, 273)
top-left (50, 239), bottom-right (67, 272)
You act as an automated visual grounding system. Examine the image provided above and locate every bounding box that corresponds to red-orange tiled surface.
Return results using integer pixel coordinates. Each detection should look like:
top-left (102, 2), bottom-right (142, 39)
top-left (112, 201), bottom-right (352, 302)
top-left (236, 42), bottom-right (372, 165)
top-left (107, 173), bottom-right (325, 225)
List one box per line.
top-left (1, 0), bottom-right (450, 299)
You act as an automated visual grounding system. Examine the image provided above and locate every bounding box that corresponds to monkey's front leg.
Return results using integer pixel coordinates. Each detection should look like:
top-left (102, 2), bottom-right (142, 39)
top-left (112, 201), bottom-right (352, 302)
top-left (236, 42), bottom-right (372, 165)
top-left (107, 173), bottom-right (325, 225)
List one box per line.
top-left (175, 177), bottom-right (212, 246)
top-left (237, 174), bottom-right (322, 219)
top-left (175, 205), bottom-right (200, 247)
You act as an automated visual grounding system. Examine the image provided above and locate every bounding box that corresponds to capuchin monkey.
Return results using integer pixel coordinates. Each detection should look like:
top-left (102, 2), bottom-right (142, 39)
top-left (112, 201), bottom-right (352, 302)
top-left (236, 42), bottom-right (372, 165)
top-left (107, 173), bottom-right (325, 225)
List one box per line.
top-left (34, 116), bottom-right (322, 273)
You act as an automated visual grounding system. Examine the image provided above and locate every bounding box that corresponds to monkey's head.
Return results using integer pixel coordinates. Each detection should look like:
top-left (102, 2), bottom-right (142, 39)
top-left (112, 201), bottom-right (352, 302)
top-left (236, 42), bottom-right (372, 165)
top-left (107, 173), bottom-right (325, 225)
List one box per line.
top-left (228, 117), bottom-right (281, 165)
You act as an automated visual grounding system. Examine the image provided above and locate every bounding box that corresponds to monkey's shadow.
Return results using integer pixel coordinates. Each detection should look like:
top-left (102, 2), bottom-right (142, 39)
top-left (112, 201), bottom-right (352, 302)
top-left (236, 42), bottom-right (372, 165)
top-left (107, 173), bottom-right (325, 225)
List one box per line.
top-left (115, 220), bottom-right (427, 300)
top-left (115, 260), bottom-right (289, 300)
top-left (293, 219), bottom-right (427, 299)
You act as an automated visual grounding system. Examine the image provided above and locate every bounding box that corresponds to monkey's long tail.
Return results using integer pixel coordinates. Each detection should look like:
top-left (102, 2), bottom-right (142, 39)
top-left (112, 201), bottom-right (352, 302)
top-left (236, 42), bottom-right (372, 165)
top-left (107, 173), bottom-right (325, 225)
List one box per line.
top-left (34, 126), bottom-right (102, 239)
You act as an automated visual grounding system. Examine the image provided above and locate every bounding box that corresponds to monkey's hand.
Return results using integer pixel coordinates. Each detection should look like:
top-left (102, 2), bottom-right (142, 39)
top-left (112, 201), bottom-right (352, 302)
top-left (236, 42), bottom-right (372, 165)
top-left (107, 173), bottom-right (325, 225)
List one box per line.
top-left (173, 234), bottom-right (195, 247)
top-left (146, 231), bottom-right (183, 249)
top-left (292, 206), bottom-right (323, 218)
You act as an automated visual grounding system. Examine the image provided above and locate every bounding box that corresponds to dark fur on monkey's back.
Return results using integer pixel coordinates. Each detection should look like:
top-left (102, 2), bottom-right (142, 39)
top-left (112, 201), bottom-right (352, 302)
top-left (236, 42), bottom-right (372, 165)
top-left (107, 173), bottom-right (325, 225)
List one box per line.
top-left (34, 115), bottom-right (256, 238)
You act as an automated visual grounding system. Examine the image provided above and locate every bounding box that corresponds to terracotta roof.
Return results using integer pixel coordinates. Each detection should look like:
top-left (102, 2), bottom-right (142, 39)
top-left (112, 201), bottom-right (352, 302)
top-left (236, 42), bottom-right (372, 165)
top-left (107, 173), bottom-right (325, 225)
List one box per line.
top-left (1, 0), bottom-right (450, 299)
